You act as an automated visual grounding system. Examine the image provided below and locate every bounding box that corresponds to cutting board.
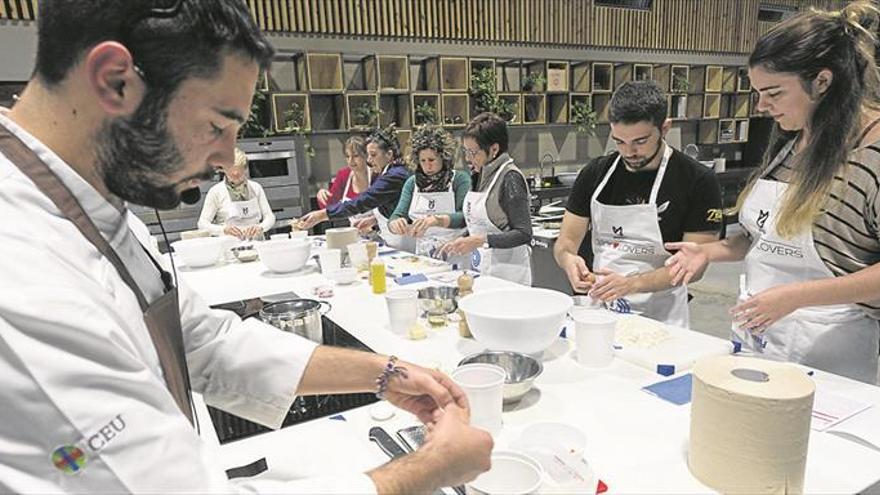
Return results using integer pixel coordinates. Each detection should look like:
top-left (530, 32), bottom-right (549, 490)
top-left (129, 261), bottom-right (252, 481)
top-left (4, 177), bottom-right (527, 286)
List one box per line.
top-left (612, 314), bottom-right (733, 376)
top-left (381, 252), bottom-right (452, 278)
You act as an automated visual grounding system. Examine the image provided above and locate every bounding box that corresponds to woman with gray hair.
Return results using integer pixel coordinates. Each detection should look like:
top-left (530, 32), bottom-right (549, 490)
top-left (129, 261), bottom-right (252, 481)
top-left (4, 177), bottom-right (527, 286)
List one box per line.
top-left (388, 126), bottom-right (471, 261)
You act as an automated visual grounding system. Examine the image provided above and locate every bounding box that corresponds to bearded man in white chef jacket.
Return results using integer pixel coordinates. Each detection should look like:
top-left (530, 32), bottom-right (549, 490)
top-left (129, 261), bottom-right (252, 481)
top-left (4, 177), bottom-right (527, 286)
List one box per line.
top-left (0, 1), bottom-right (491, 493)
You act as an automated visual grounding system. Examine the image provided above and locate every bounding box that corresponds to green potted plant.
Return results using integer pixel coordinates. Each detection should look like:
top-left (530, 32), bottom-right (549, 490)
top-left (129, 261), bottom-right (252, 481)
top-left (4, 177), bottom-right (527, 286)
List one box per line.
top-left (470, 67), bottom-right (500, 114)
top-left (672, 72), bottom-right (690, 93)
top-left (414, 101), bottom-right (439, 125)
top-left (280, 102), bottom-right (315, 158)
top-left (238, 89), bottom-right (271, 139)
top-left (571, 100), bottom-right (598, 135)
top-left (352, 101), bottom-right (382, 128)
top-left (521, 71), bottom-right (546, 92)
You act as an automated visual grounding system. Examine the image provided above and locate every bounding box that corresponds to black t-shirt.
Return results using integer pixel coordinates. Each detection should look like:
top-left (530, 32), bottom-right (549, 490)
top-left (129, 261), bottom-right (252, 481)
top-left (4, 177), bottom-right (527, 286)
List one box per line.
top-left (565, 149), bottom-right (723, 264)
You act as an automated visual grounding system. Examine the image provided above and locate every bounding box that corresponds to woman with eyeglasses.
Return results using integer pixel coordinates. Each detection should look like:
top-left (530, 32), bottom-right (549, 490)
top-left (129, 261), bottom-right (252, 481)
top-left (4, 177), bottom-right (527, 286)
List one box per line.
top-left (439, 113), bottom-right (533, 285)
top-left (388, 126), bottom-right (472, 264)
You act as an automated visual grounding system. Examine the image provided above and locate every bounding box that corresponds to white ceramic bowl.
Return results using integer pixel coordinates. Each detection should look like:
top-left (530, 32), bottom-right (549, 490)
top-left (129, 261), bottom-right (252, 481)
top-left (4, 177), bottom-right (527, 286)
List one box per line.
top-left (255, 238), bottom-right (312, 273)
top-left (458, 288), bottom-right (573, 354)
top-left (466, 451), bottom-right (543, 495)
top-left (171, 237), bottom-right (225, 268)
top-left (326, 267), bottom-right (358, 285)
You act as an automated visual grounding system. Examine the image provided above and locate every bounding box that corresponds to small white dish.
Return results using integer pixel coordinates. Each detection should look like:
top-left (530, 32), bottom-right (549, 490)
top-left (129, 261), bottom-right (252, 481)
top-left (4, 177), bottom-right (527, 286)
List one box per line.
top-left (326, 267), bottom-right (358, 285)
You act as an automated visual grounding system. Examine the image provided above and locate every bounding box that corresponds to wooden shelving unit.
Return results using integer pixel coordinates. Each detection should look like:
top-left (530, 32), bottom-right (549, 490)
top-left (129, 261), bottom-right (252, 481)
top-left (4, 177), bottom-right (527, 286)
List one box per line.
top-left (698, 119), bottom-right (719, 144)
top-left (671, 65), bottom-right (690, 93)
top-left (633, 64), bottom-right (653, 82)
top-left (613, 63), bottom-right (632, 89)
top-left (412, 93), bottom-right (441, 126)
top-left (736, 119), bottom-right (750, 142)
top-left (653, 64), bottom-right (671, 92)
top-left (346, 92), bottom-right (379, 130)
top-left (703, 93), bottom-right (721, 119)
top-left (376, 55), bottom-right (410, 93)
top-left (571, 62), bottom-right (591, 93)
top-left (309, 94), bottom-right (346, 131)
top-left (271, 93), bottom-right (310, 133)
top-left (469, 58), bottom-right (497, 89)
top-left (410, 56), bottom-right (440, 92)
top-left (546, 61), bottom-right (570, 93)
top-left (306, 53), bottom-right (344, 93)
top-left (523, 94), bottom-right (547, 124)
top-left (440, 57), bottom-right (468, 92)
top-left (498, 93), bottom-right (523, 125)
top-left (496, 59), bottom-right (522, 92)
top-left (548, 94), bottom-right (569, 123)
top-left (722, 67), bottom-right (738, 93)
top-left (686, 94), bottom-right (704, 120)
top-left (718, 118), bottom-right (737, 143)
top-left (737, 68), bottom-right (751, 93)
top-left (342, 54), bottom-right (377, 91)
top-left (379, 94), bottom-right (412, 128)
top-left (592, 63), bottom-right (614, 93)
top-left (734, 94), bottom-right (750, 118)
top-left (688, 66), bottom-right (706, 93)
top-left (441, 93), bottom-right (469, 127)
top-left (593, 93), bottom-right (612, 123)
top-left (705, 65), bottom-right (724, 93)
top-left (268, 54), bottom-right (307, 92)
top-left (523, 60), bottom-right (547, 93)
top-left (669, 94), bottom-right (688, 120)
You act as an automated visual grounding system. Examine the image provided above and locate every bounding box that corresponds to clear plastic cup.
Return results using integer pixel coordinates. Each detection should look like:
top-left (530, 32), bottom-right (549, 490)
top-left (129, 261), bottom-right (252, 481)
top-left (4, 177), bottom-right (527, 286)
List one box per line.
top-left (451, 363), bottom-right (506, 437)
top-left (318, 249), bottom-right (342, 274)
top-left (348, 242), bottom-right (369, 271)
top-left (385, 290), bottom-right (419, 336)
top-left (572, 309), bottom-right (617, 367)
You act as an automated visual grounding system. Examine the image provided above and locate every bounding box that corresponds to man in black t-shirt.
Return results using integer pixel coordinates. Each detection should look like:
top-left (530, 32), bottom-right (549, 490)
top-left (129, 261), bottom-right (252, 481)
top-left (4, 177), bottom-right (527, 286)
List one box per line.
top-left (554, 81), bottom-right (722, 326)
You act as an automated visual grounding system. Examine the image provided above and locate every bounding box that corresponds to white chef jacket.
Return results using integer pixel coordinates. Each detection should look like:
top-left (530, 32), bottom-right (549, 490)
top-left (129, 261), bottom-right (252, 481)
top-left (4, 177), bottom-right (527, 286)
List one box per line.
top-left (197, 180), bottom-right (276, 235)
top-left (0, 111), bottom-right (376, 493)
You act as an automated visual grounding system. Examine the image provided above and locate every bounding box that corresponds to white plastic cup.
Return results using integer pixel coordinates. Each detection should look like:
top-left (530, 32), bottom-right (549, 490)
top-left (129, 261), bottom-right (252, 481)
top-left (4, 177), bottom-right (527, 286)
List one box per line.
top-left (385, 290), bottom-right (419, 336)
top-left (348, 242), bottom-right (369, 271)
top-left (290, 230), bottom-right (309, 240)
top-left (318, 249), bottom-right (342, 274)
top-left (572, 309), bottom-right (617, 367)
top-left (270, 233), bottom-right (289, 241)
top-left (451, 363), bottom-right (506, 437)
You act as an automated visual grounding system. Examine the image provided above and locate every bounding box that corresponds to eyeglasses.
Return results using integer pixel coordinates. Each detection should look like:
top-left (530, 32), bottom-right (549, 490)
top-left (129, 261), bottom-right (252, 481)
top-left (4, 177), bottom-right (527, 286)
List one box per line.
top-left (461, 147), bottom-right (482, 158)
top-left (122, 0), bottom-right (186, 82)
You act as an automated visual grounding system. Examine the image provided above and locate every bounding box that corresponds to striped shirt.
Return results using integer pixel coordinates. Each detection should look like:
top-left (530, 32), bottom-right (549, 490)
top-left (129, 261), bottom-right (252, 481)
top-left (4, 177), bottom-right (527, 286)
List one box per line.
top-left (763, 141), bottom-right (880, 318)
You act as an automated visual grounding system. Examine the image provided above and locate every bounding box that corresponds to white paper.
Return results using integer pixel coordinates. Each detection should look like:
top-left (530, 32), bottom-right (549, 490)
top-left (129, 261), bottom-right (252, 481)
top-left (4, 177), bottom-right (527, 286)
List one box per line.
top-left (811, 389), bottom-right (872, 432)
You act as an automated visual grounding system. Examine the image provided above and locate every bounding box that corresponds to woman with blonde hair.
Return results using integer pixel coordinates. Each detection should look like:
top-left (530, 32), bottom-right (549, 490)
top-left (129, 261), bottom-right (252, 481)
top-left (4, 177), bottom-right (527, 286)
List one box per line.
top-left (666, 0), bottom-right (880, 383)
top-left (198, 147), bottom-right (275, 240)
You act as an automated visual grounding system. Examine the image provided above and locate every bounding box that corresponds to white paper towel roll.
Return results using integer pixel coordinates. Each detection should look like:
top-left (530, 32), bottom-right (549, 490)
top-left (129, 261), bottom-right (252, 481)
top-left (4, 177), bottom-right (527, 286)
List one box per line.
top-left (689, 355), bottom-right (815, 494)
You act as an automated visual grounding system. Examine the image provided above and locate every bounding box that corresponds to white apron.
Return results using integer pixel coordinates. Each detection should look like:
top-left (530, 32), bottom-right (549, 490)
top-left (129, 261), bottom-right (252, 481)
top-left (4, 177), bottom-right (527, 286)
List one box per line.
top-left (590, 145), bottom-right (690, 328)
top-left (344, 168), bottom-right (374, 225)
top-left (738, 139), bottom-right (879, 383)
top-left (224, 182), bottom-right (261, 232)
top-left (371, 165), bottom-right (416, 252)
top-left (408, 178), bottom-right (467, 266)
top-left (463, 159), bottom-right (532, 286)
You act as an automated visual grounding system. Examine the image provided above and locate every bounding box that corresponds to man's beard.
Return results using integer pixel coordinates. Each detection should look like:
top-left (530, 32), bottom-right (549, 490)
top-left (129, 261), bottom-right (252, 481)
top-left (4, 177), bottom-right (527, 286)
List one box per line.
top-left (624, 140), bottom-right (664, 171)
top-left (95, 91), bottom-right (210, 210)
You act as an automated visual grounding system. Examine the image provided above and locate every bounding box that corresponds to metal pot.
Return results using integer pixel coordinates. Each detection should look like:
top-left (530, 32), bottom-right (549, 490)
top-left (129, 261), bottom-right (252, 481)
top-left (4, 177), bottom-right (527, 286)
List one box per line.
top-left (259, 299), bottom-right (331, 343)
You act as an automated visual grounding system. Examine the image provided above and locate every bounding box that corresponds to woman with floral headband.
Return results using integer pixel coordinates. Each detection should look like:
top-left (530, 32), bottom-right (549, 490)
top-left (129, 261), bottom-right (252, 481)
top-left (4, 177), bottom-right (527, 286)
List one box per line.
top-left (388, 126), bottom-right (472, 263)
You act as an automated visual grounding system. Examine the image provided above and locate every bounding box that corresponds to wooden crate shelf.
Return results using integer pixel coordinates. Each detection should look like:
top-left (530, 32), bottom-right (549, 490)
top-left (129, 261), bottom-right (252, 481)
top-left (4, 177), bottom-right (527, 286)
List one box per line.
top-left (569, 93), bottom-right (594, 129)
top-left (440, 57), bottom-right (468, 92)
top-left (342, 54), bottom-right (377, 91)
top-left (698, 119), bottom-right (719, 144)
top-left (734, 94), bottom-right (750, 118)
top-left (737, 68), bottom-right (751, 93)
top-left (346, 93), bottom-right (379, 130)
top-left (268, 54), bottom-right (307, 92)
top-left (722, 67), bottom-right (738, 93)
top-left (593, 93), bottom-right (612, 123)
top-left (523, 94), bottom-right (547, 124)
top-left (669, 94), bottom-right (688, 120)
top-left (306, 53), bottom-right (344, 93)
top-left (441, 93), bottom-right (469, 127)
top-left (686, 94), bottom-right (704, 120)
top-left (652, 64), bottom-right (671, 92)
top-left (705, 65), bottom-right (724, 93)
top-left (613, 63), bottom-right (632, 90)
top-left (496, 59), bottom-right (522, 92)
top-left (271, 93), bottom-right (310, 133)
top-left (571, 62), bottom-right (591, 93)
top-left (309, 94), bottom-right (346, 131)
top-left (411, 93), bottom-right (441, 126)
top-left (671, 65), bottom-right (690, 93)
top-left (592, 63), bottom-right (614, 93)
top-left (410, 56), bottom-right (440, 92)
top-left (703, 93), bottom-right (721, 119)
top-left (688, 66), bottom-right (706, 94)
top-left (377, 55), bottom-right (410, 93)
top-left (548, 94), bottom-right (569, 124)
top-left (736, 119), bottom-right (750, 142)
top-left (633, 64), bottom-right (653, 82)
top-left (718, 118), bottom-right (737, 143)
top-left (379, 94), bottom-right (412, 129)
top-left (469, 58), bottom-right (497, 90)
top-left (522, 60), bottom-right (547, 93)
top-left (498, 93), bottom-right (523, 125)
top-left (546, 61), bottom-right (570, 93)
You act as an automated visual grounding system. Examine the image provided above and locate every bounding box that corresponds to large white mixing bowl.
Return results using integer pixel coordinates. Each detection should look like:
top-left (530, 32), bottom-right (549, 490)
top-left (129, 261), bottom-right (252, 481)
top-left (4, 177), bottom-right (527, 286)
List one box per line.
top-left (256, 238), bottom-right (312, 273)
top-left (170, 237), bottom-right (225, 268)
top-left (458, 287), bottom-right (573, 354)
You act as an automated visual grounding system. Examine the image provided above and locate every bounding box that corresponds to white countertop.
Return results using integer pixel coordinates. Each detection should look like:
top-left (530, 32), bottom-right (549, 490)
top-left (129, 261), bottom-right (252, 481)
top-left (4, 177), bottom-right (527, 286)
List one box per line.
top-left (180, 249), bottom-right (880, 494)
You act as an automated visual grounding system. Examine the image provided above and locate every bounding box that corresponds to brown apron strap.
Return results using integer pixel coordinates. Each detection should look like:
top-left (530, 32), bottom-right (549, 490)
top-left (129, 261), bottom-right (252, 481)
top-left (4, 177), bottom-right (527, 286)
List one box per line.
top-left (0, 123), bottom-right (193, 424)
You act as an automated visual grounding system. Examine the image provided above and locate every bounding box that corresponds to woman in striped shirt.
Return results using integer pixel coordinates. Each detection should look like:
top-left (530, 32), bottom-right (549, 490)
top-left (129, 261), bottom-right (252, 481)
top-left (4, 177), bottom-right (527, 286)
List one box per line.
top-left (666, 0), bottom-right (880, 383)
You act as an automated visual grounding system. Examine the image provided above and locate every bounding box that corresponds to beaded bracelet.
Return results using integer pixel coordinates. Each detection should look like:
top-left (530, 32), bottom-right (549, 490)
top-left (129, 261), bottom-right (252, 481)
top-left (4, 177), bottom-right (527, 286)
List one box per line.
top-left (375, 355), bottom-right (409, 399)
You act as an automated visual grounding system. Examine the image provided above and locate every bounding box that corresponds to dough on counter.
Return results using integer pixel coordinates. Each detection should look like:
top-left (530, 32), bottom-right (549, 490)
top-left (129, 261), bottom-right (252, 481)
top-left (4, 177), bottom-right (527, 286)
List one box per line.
top-left (615, 316), bottom-right (672, 349)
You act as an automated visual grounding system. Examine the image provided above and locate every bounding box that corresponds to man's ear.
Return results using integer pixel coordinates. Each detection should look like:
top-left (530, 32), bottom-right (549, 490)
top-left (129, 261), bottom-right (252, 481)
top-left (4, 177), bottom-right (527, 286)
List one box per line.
top-left (84, 41), bottom-right (145, 116)
top-left (660, 118), bottom-right (672, 138)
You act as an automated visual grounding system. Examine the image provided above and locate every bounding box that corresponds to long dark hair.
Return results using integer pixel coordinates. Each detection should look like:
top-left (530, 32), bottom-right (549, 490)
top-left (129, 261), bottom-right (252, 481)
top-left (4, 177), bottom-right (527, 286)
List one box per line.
top-left (737, 0), bottom-right (880, 237)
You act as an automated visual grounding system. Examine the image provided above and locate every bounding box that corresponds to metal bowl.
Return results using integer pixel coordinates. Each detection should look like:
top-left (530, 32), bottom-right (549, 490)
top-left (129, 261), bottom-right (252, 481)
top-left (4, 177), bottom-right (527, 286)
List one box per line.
top-left (231, 245), bottom-right (259, 262)
top-left (458, 351), bottom-right (543, 403)
top-left (417, 286), bottom-right (459, 316)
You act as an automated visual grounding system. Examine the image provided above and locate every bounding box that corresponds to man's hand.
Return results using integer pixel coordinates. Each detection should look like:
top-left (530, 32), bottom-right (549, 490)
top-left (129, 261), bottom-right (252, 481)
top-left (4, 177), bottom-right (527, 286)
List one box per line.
top-left (296, 209), bottom-right (328, 230)
top-left (353, 215), bottom-right (378, 235)
top-left (438, 235), bottom-right (484, 258)
top-left (243, 225), bottom-right (263, 240)
top-left (223, 225), bottom-right (245, 240)
top-left (589, 268), bottom-right (636, 302)
top-left (410, 216), bottom-right (439, 238)
top-left (559, 252), bottom-right (595, 293)
top-left (382, 361), bottom-right (468, 424)
top-left (316, 188), bottom-right (331, 205)
top-left (731, 284), bottom-right (801, 333)
top-left (388, 218), bottom-right (410, 236)
top-left (665, 241), bottom-right (710, 286)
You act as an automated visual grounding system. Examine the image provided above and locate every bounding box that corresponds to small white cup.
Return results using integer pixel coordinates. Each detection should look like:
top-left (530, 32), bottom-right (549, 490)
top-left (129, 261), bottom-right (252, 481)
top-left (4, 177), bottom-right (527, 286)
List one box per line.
top-left (270, 233), bottom-right (290, 241)
top-left (572, 309), bottom-right (617, 367)
top-left (451, 364), bottom-right (506, 437)
top-left (318, 248), bottom-right (342, 274)
top-left (385, 290), bottom-right (419, 335)
top-left (290, 230), bottom-right (309, 240)
top-left (348, 242), bottom-right (369, 271)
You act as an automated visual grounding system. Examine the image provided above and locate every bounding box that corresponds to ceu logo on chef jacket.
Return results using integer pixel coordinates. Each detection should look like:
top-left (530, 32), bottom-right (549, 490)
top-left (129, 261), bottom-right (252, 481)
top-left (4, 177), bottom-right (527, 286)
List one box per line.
top-left (757, 209), bottom-right (769, 233)
top-left (51, 445), bottom-right (88, 475)
top-left (428, 199), bottom-right (436, 210)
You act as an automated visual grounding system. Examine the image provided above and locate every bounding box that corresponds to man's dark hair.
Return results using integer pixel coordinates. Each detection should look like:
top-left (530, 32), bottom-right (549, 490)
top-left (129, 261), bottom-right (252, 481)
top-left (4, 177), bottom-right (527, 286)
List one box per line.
top-left (609, 81), bottom-right (668, 129)
top-left (462, 112), bottom-right (509, 156)
top-left (35, 0), bottom-right (274, 95)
